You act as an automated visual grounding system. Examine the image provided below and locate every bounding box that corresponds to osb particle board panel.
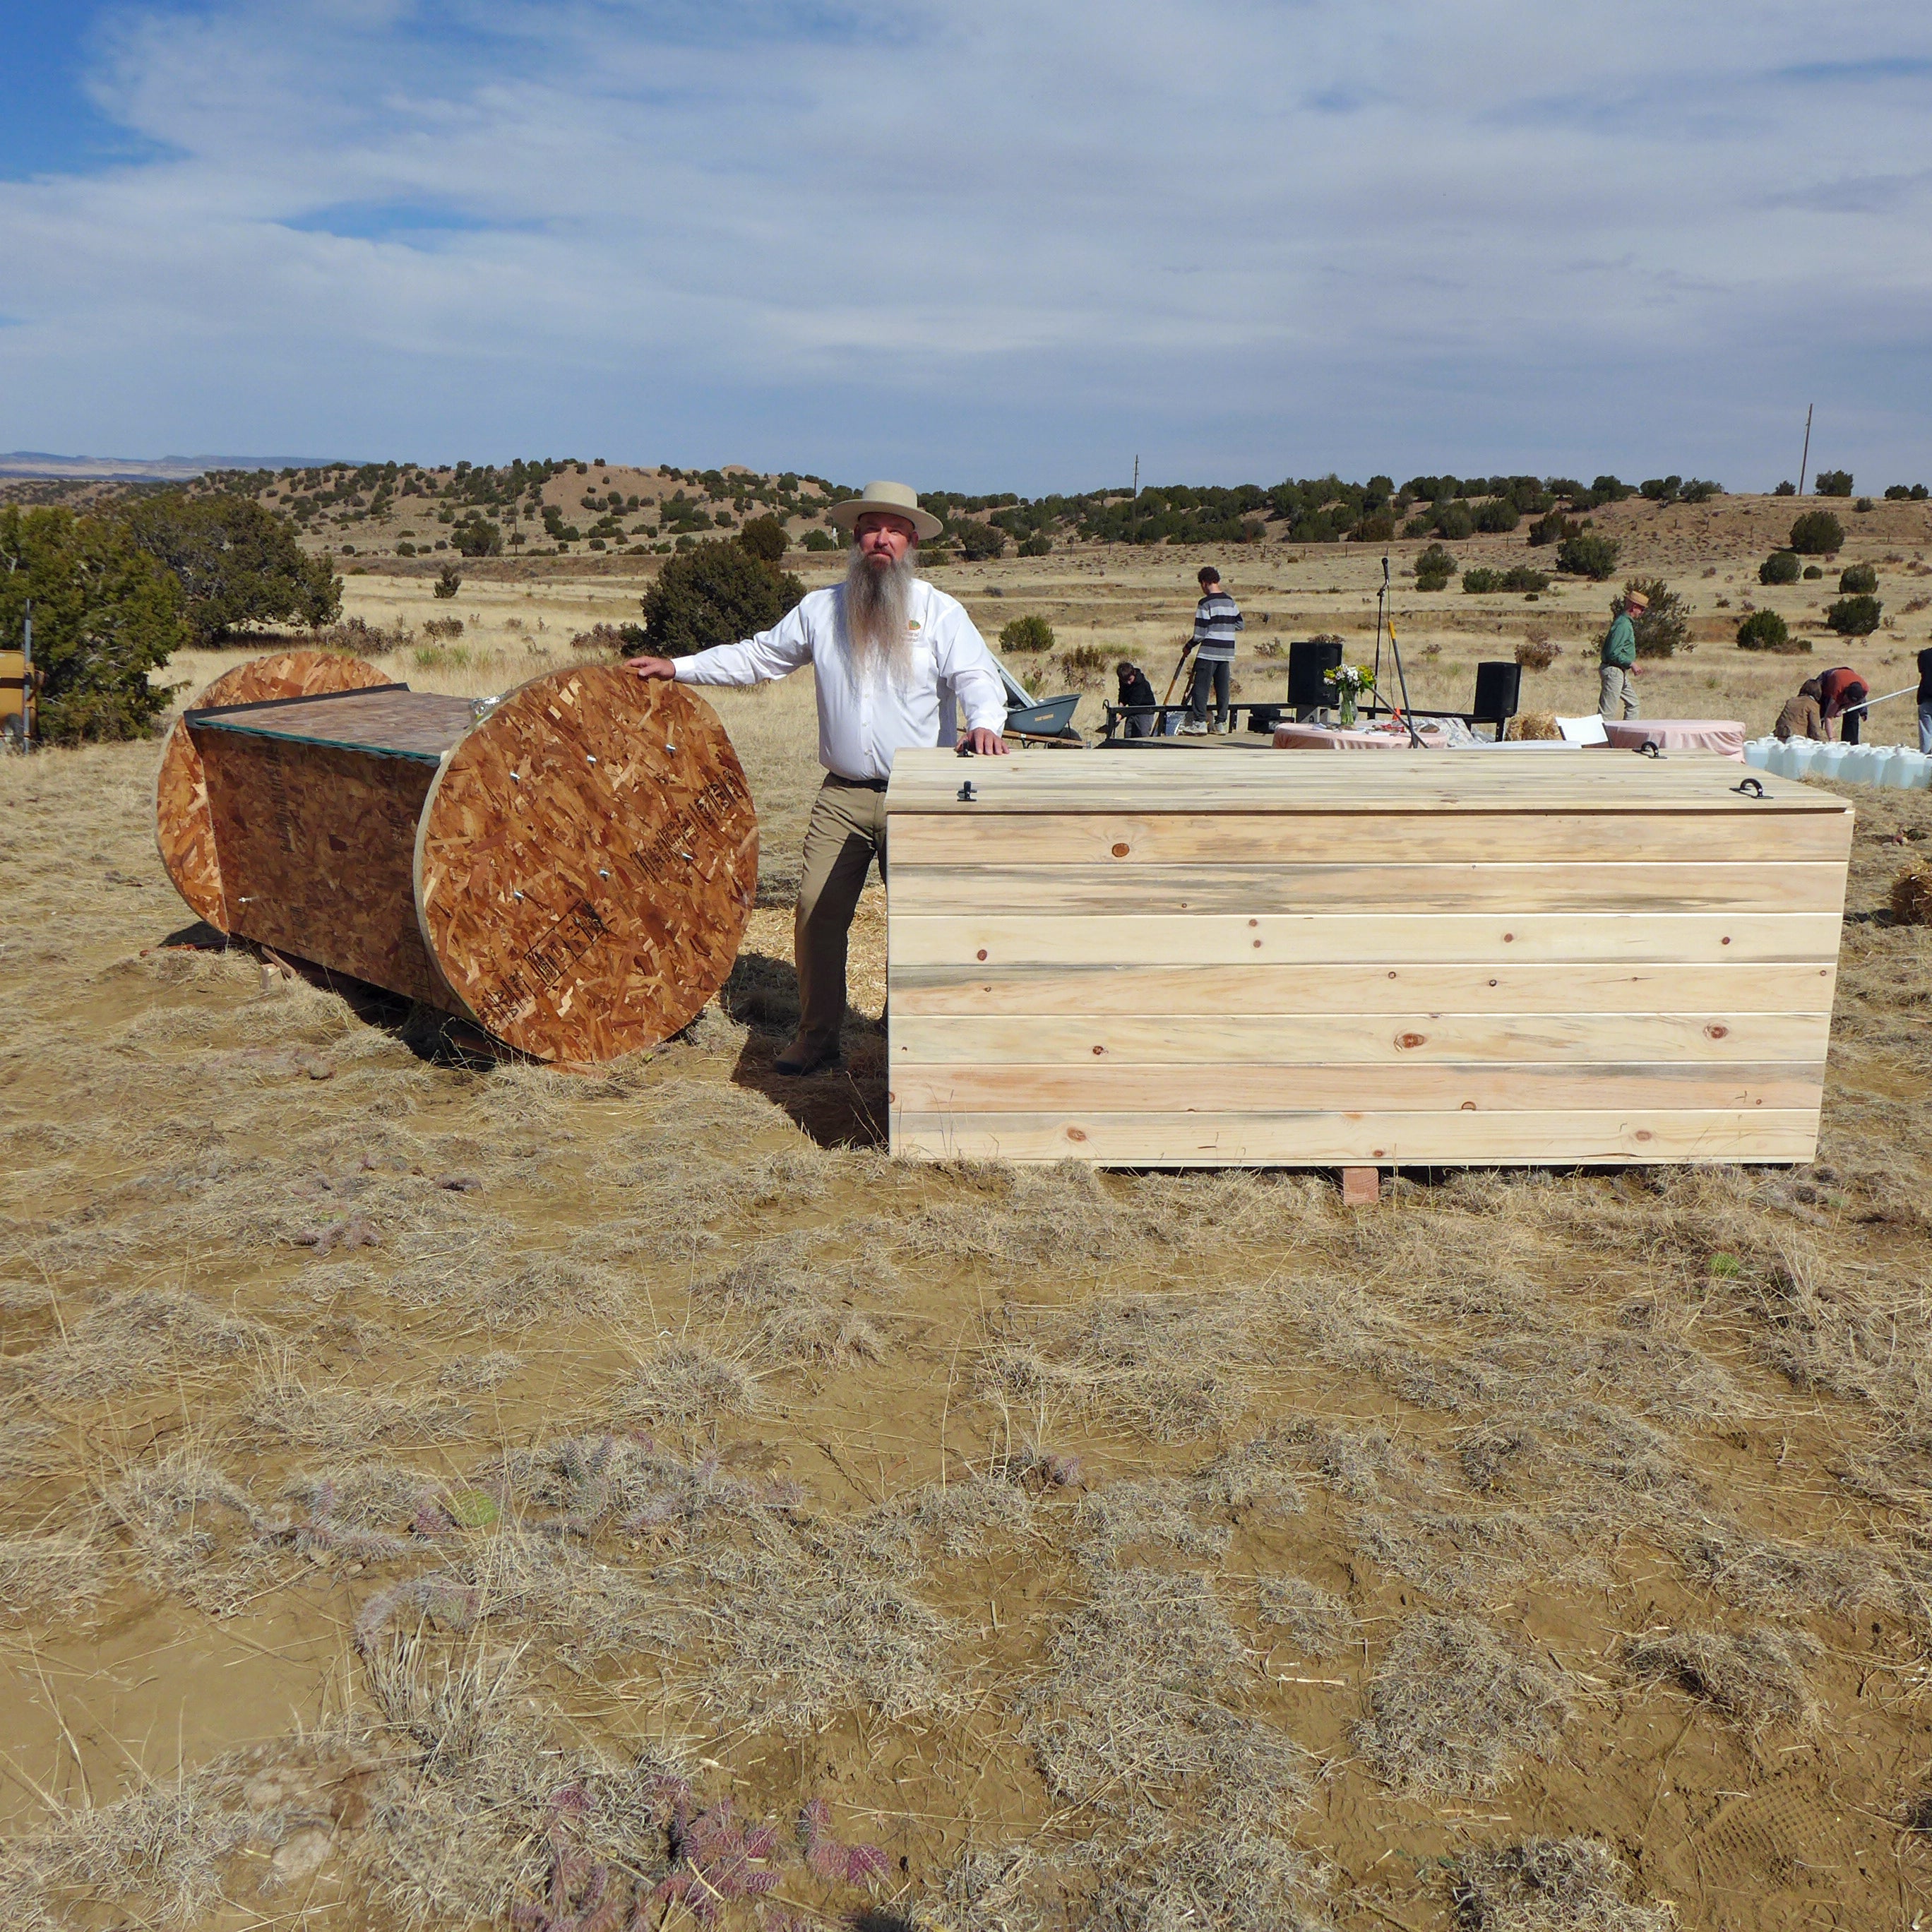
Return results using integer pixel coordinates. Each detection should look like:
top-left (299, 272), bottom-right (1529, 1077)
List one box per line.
top-left (415, 667), bottom-right (757, 1063)
top-left (195, 688), bottom-right (479, 760)
top-left (883, 750), bottom-right (1852, 1168)
top-left (1, 648), bottom-right (24, 726)
top-left (155, 650), bottom-right (390, 929)
top-left (193, 726), bottom-right (447, 1004)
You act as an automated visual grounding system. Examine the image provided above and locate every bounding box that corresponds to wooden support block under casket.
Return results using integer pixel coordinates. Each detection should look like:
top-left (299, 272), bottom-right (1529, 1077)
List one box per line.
top-left (883, 749), bottom-right (1852, 1167)
top-left (154, 650), bottom-right (757, 1063)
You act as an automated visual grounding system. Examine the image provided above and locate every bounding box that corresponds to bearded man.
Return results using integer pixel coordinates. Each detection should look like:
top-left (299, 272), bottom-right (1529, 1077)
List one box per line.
top-left (626, 480), bottom-right (1008, 1076)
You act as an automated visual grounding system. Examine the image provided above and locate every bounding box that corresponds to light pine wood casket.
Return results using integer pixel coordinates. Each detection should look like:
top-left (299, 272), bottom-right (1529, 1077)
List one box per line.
top-left (155, 654), bottom-right (757, 1063)
top-left (883, 749), bottom-right (1852, 1167)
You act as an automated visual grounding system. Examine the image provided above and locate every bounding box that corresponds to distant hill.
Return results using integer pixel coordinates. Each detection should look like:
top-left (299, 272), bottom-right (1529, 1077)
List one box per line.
top-left (0, 452), bottom-right (347, 481)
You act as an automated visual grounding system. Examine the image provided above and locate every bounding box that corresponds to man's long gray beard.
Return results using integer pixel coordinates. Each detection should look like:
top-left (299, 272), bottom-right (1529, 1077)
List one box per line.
top-left (843, 545), bottom-right (917, 683)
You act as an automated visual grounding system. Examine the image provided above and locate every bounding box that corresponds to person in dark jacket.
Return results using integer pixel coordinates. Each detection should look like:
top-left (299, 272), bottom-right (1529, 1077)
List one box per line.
top-left (1918, 647), bottom-right (1932, 755)
top-left (1115, 660), bottom-right (1158, 738)
top-left (1818, 664), bottom-right (1870, 743)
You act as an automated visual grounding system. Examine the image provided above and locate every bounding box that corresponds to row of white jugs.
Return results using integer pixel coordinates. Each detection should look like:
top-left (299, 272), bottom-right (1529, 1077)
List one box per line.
top-left (1744, 736), bottom-right (1932, 788)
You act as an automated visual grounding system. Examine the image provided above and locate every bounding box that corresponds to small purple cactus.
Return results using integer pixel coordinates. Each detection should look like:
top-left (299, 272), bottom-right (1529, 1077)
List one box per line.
top-left (797, 1796), bottom-right (889, 1888)
top-left (651, 1799), bottom-right (781, 1924)
top-left (510, 1847), bottom-right (623, 1932)
top-left (352, 1571), bottom-right (480, 1649)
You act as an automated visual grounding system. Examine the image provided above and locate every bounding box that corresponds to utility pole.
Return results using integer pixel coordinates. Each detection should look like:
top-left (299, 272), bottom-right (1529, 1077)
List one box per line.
top-left (1799, 404), bottom-right (1813, 497)
top-left (1133, 455), bottom-right (1139, 498)
top-left (20, 600), bottom-right (32, 751)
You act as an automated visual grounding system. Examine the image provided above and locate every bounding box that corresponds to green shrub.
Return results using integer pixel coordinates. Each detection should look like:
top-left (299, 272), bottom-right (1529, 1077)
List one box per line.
top-left (1812, 469), bottom-right (1853, 497)
top-left (1400, 513), bottom-right (1433, 539)
top-left (433, 564), bottom-right (461, 599)
top-left (1462, 566), bottom-right (1551, 594)
top-left (638, 538), bottom-right (806, 655)
top-left (1472, 498), bottom-right (1520, 533)
top-left (1018, 532), bottom-right (1053, 556)
top-left (1527, 509), bottom-right (1580, 549)
top-left (1556, 532), bottom-right (1621, 580)
top-left (118, 490), bottom-right (340, 646)
top-left (1735, 610), bottom-right (1790, 651)
top-left (1773, 480), bottom-right (1796, 496)
top-left (955, 522), bottom-right (1006, 561)
top-left (738, 514), bottom-right (788, 562)
top-left (1788, 509), bottom-right (1844, 555)
top-left (1758, 550), bottom-right (1801, 585)
top-left (453, 517), bottom-right (501, 558)
top-left (1802, 564), bottom-right (1823, 580)
top-left (1430, 501), bottom-right (1474, 541)
top-left (1825, 593), bottom-right (1881, 638)
top-left (0, 505), bottom-right (184, 743)
top-left (999, 614), bottom-right (1055, 653)
top-left (1626, 577), bottom-right (1687, 658)
top-left (1056, 643), bottom-right (1107, 686)
top-left (800, 527), bottom-right (838, 551)
top-left (1640, 475), bottom-right (1681, 503)
top-left (1883, 484), bottom-right (1915, 501)
top-left (1679, 478), bottom-right (1721, 503)
top-left (1838, 562), bottom-right (1878, 595)
top-left (1414, 544), bottom-right (1456, 591)
top-left (395, 540), bottom-right (417, 557)
top-left (1349, 511), bottom-right (1395, 543)
top-left (1855, 496), bottom-right (1875, 513)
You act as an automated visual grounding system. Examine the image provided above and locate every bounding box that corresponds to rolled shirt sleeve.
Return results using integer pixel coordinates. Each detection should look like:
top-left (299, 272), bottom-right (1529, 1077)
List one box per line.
top-left (672, 600), bottom-right (816, 686)
top-left (933, 604), bottom-right (1008, 735)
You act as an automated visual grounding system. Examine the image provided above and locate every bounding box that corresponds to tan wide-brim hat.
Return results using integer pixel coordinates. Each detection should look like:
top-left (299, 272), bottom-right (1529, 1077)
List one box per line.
top-left (1624, 590), bottom-right (1650, 610)
top-left (826, 479), bottom-right (943, 543)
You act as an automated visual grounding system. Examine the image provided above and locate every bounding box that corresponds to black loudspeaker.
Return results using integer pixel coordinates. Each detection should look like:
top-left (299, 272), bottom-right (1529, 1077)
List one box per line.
top-left (1472, 660), bottom-right (1522, 724)
top-left (1246, 704), bottom-right (1284, 733)
top-left (1287, 638), bottom-right (1344, 708)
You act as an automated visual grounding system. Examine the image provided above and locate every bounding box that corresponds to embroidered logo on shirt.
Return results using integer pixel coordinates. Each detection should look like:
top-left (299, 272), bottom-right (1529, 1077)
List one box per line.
top-left (907, 619), bottom-right (923, 634)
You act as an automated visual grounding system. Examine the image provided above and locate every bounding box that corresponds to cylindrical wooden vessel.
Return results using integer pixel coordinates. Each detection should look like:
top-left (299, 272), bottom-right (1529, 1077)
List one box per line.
top-left (155, 651), bottom-right (758, 1062)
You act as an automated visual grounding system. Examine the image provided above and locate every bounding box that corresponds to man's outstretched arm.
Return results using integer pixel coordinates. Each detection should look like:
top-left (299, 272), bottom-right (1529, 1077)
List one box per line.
top-left (626, 602), bottom-right (815, 686)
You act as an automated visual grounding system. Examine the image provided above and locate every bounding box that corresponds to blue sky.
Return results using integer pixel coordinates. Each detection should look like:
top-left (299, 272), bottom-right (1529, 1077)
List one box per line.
top-left (1, 1), bottom-right (1928, 491)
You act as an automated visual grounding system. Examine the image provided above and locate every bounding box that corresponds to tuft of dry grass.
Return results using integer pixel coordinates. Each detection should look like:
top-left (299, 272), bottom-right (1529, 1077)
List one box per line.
top-left (982, 1290), bottom-right (1256, 1441)
top-left (1258, 1576), bottom-right (1357, 1659)
top-left (619, 1341), bottom-right (761, 1426)
top-left (1356, 1614), bottom-right (1573, 1794)
top-left (1451, 1837), bottom-right (1676, 1931)
top-left (1622, 1626), bottom-right (1820, 1728)
top-left (0, 1531), bottom-right (109, 1622)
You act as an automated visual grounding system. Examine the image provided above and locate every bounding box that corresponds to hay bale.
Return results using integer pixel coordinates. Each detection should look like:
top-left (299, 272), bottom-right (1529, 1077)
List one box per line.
top-left (1890, 861), bottom-right (1932, 926)
top-left (1507, 710), bottom-right (1561, 741)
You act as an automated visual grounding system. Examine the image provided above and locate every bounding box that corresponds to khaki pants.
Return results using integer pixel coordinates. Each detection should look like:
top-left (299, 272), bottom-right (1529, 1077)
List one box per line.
top-left (793, 775), bottom-right (888, 1059)
top-left (1599, 663), bottom-right (1638, 720)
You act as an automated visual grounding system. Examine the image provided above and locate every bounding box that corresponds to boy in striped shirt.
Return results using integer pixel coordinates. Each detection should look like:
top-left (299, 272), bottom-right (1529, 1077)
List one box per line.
top-left (1181, 566), bottom-right (1244, 733)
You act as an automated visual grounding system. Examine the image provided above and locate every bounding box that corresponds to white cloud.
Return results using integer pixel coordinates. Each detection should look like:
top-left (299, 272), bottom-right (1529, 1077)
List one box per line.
top-left (1, 0), bottom-right (1928, 487)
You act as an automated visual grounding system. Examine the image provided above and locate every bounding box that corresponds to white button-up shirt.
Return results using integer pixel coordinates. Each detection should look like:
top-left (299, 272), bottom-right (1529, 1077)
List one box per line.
top-left (672, 578), bottom-right (1008, 782)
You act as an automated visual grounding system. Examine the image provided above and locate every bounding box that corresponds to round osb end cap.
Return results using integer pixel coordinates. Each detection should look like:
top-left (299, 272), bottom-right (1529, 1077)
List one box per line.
top-left (155, 648), bottom-right (393, 929)
top-left (414, 664), bottom-right (758, 1063)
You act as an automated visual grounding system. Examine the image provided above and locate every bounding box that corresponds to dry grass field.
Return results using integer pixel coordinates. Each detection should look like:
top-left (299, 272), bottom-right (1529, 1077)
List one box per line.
top-left (4, 503), bottom-right (1932, 1931)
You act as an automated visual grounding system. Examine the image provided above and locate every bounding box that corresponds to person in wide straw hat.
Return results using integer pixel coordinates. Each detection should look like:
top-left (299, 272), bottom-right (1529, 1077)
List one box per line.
top-left (1597, 586), bottom-right (1647, 720)
top-left (628, 481), bottom-right (1008, 1076)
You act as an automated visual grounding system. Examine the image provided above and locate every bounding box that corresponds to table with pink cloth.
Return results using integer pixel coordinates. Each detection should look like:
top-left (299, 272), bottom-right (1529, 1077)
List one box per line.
top-left (1599, 718), bottom-right (1747, 761)
top-left (1271, 722), bottom-right (1454, 751)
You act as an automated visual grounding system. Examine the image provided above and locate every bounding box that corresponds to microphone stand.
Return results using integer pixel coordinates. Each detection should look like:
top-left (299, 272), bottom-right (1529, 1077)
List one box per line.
top-left (1382, 554), bottom-right (1424, 746)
